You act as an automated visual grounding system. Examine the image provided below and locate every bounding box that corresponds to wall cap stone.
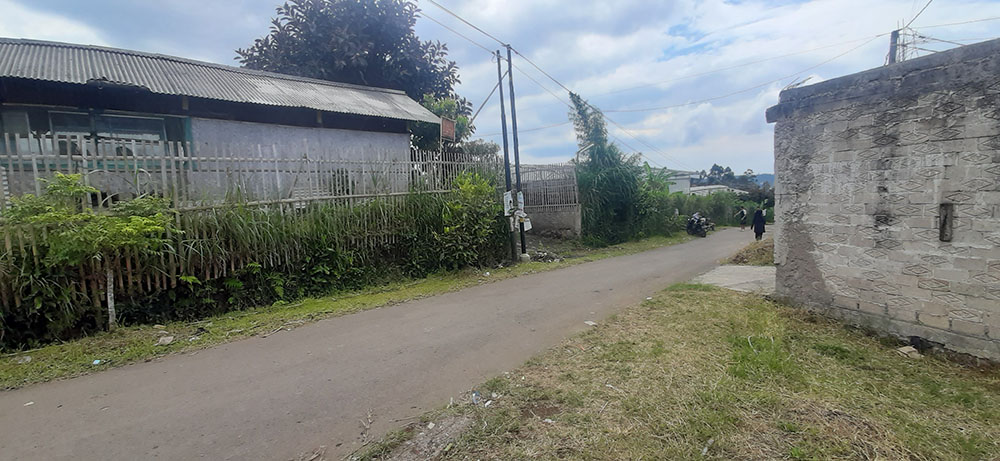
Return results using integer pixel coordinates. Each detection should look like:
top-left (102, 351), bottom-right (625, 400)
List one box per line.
top-left (765, 37), bottom-right (1000, 123)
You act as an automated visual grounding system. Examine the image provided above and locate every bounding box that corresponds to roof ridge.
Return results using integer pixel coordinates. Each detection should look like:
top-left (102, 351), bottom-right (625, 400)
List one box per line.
top-left (0, 37), bottom-right (409, 96)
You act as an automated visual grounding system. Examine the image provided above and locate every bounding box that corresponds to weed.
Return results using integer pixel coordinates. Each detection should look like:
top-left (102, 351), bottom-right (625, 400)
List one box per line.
top-left (383, 285), bottom-right (1000, 460)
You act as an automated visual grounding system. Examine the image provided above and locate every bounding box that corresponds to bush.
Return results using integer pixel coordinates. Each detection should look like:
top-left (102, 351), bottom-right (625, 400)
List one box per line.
top-left (1, 173), bottom-right (176, 344)
top-left (1, 172), bottom-right (506, 349)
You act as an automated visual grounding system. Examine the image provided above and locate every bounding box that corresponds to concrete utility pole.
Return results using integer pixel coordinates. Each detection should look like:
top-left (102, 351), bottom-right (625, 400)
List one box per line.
top-left (888, 29), bottom-right (900, 64)
top-left (496, 50), bottom-right (517, 261)
top-left (505, 45), bottom-right (528, 260)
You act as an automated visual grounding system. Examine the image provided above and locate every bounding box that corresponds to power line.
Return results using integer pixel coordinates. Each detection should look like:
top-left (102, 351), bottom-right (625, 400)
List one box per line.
top-left (422, 4), bottom-right (674, 168)
top-left (473, 120), bottom-right (572, 138)
top-left (422, 0), bottom-right (507, 46)
top-left (904, 0), bottom-right (934, 29)
top-left (506, 46), bottom-right (690, 168)
top-left (469, 70), bottom-right (506, 126)
top-left (420, 9), bottom-right (579, 141)
top-left (913, 33), bottom-right (969, 47)
top-left (917, 16), bottom-right (1000, 28)
top-left (603, 35), bottom-right (882, 113)
top-left (595, 34), bottom-right (888, 96)
top-left (419, 10), bottom-right (495, 54)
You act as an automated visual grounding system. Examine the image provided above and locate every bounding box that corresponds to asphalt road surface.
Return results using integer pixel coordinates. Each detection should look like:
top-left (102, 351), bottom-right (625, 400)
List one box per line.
top-left (0, 228), bottom-right (748, 460)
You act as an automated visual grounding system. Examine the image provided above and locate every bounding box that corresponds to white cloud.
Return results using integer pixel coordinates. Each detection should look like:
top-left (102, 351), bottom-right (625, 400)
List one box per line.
top-left (419, 0), bottom-right (1000, 173)
top-left (5, 0), bottom-right (1000, 174)
top-left (0, 0), bottom-right (107, 45)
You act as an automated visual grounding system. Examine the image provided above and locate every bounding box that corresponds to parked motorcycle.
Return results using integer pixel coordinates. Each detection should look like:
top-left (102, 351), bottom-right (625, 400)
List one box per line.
top-left (686, 214), bottom-right (714, 237)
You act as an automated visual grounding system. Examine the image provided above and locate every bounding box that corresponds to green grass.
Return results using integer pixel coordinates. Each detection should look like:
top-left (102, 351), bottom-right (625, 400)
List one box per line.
top-left (0, 233), bottom-right (692, 390)
top-left (367, 284), bottom-right (1000, 460)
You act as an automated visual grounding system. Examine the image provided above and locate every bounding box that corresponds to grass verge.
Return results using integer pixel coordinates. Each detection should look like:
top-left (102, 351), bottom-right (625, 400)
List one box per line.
top-left (729, 236), bottom-right (775, 266)
top-left (0, 233), bottom-right (693, 390)
top-left (364, 284), bottom-right (1000, 460)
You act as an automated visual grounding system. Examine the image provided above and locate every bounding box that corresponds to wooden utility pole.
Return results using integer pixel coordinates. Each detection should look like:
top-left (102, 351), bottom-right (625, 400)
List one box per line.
top-left (496, 50), bottom-right (517, 261)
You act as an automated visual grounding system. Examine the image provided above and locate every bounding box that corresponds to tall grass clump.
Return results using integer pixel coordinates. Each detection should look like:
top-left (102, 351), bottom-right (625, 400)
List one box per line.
top-left (569, 93), bottom-right (769, 246)
top-left (0, 172), bottom-right (506, 349)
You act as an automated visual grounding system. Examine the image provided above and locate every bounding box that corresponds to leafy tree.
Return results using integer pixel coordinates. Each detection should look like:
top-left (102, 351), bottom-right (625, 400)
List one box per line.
top-left (412, 95), bottom-right (473, 150)
top-left (456, 139), bottom-right (500, 159)
top-left (569, 92), bottom-right (643, 244)
top-left (236, 0), bottom-right (461, 101)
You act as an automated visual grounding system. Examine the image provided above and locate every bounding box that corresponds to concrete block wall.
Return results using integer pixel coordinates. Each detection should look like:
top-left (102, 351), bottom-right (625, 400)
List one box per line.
top-left (765, 38), bottom-right (1000, 360)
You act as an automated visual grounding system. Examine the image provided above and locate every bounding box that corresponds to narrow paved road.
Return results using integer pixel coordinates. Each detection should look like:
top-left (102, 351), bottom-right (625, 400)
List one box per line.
top-left (0, 229), bottom-right (747, 460)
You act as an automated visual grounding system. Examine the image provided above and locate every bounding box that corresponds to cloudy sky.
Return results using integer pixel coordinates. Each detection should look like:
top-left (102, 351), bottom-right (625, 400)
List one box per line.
top-left (2, 0), bottom-right (999, 173)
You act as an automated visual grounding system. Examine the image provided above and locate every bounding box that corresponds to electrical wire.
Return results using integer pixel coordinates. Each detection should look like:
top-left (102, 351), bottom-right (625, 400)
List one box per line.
top-left (420, 10), bottom-right (496, 55)
top-left (474, 120), bottom-right (572, 138)
top-left (595, 34), bottom-right (888, 96)
top-left (603, 35), bottom-right (882, 113)
top-left (420, 10), bottom-right (581, 143)
top-left (916, 16), bottom-right (1000, 28)
top-left (914, 33), bottom-right (969, 47)
top-left (507, 47), bottom-right (687, 168)
top-left (469, 70), bottom-right (506, 126)
top-left (423, 0), bottom-right (507, 46)
top-left (422, 0), bottom-right (1000, 168)
top-left (904, 0), bottom-right (934, 29)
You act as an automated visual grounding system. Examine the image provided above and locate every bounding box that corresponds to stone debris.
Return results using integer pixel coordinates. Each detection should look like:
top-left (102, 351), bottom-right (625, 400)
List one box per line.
top-left (584, 321), bottom-right (598, 327)
top-left (896, 346), bottom-right (922, 359)
top-left (13, 355), bottom-right (31, 364)
top-left (156, 336), bottom-right (175, 346)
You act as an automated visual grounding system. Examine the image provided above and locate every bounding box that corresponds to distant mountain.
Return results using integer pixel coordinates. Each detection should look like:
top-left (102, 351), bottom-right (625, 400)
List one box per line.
top-left (754, 174), bottom-right (774, 186)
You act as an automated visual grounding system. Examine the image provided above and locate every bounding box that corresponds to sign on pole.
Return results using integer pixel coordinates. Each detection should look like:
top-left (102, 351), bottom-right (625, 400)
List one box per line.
top-left (440, 117), bottom-right (457, 142)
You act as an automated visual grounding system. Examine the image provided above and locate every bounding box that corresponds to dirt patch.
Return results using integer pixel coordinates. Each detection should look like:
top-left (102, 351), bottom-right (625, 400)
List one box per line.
top-left (520, 402), bottom-right (561, 420)
top-left (525, 235), bottom-right (584, 262)
top-left (728, 237), bottom-right (774, 266)
top-left (384, 415), bottom-right (473, 461)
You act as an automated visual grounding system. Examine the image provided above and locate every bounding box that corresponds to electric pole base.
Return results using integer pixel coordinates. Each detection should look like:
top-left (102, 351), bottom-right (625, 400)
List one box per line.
top-left (518, 253), bottom-right (531, 263)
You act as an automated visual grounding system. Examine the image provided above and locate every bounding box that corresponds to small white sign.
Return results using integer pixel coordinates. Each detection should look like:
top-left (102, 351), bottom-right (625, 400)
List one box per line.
top-left (517, 191), bottom-right (525, 211)
top-left (503, 191), bottom-right (514, 216)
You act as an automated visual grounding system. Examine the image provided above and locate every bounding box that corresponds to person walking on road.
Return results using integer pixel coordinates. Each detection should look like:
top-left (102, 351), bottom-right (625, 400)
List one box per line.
top-left (752, 208), bottom-right (766, 241)
top-left (735, 207), bottom-right (748, 231)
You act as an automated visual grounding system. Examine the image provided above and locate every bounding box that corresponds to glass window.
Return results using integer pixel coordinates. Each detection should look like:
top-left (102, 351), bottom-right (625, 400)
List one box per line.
top-left (1, 111), bottom-right (29, 135)
top-left (50, 112), bottom-right (91, 135)
top-left (96, 115), bottom-right (165, 141)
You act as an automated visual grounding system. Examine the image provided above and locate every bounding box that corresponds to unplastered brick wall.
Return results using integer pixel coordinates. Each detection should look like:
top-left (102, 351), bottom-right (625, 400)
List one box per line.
top-left (765, 38), bottom-right (1000, 360)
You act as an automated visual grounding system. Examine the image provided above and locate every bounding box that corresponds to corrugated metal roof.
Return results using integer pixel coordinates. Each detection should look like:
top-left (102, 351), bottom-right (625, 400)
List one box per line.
top-left (0, 38), bottom-right (441, 124)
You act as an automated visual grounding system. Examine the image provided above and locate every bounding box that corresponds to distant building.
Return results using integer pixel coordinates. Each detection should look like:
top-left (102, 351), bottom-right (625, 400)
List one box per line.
top-left (689, 184), bottom-right (748, 196)
top-left (662, 170), bottom-right (700, 194)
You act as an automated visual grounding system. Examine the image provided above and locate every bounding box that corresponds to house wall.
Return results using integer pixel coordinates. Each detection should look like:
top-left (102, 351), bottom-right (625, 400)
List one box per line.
top-left (185, 118), bottom-right (413, 200)
top-left (525, 205), bottom-right (581, 238)
top-left (189, 118), bottom-right (410, 161)
top-left (765, 38), bottom-right (1000, 360)
top-left (669, 176), bottom-right (693, 194)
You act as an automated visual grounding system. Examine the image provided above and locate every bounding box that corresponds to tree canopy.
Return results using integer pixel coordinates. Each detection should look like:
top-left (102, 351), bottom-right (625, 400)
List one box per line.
top-left (236, 0), bottom-right (461, 101)
top-left (411, 95), bottom-right (472, 150)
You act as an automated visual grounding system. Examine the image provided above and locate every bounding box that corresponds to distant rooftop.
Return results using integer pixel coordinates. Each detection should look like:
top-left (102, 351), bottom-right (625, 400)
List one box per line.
top-left (0, 38), bottom-right (440, 124)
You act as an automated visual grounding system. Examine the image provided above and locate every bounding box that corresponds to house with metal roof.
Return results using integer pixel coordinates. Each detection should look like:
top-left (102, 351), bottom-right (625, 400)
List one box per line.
top-left (0, 38), bottom-right (440, 201)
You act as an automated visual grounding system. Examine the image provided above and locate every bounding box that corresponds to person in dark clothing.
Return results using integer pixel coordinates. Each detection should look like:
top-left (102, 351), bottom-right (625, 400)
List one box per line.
top-left (752, 209), bottom-right (766, 241)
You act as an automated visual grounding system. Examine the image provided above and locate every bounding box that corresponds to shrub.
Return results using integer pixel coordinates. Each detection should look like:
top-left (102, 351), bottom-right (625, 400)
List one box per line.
top-left (1, 172), bottom-right (505, 349)
top-left (1, 173), bottom-right (176, 344)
